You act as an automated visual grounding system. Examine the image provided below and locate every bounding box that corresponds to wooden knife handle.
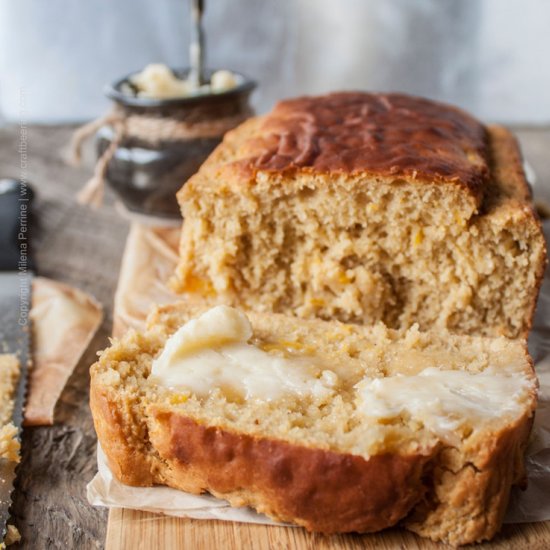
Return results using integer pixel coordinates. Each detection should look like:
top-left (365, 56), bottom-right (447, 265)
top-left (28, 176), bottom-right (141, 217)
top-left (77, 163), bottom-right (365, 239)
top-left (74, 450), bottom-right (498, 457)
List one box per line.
top-left (0, 179), bottom-right (34, 272)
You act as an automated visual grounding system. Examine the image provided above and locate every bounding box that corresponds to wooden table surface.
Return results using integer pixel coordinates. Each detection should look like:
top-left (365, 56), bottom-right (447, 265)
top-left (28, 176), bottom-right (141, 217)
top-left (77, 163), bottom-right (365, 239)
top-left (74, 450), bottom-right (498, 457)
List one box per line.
top-left (0, 124), bottom-right (549, 549)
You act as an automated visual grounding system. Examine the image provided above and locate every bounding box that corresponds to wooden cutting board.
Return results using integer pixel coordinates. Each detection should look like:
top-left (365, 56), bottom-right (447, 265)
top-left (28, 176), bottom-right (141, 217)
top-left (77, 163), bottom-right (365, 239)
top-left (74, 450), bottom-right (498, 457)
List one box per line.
top-left (106, 509), bottom-right (550, 550)
top-left (105, 223), bottom-right (550, 550)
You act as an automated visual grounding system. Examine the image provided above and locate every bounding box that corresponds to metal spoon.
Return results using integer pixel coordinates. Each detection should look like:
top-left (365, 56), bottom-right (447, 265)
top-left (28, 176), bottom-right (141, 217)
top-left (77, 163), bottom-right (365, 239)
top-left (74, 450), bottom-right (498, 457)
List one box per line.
top-left (188, 0), bottom-right (205, 88)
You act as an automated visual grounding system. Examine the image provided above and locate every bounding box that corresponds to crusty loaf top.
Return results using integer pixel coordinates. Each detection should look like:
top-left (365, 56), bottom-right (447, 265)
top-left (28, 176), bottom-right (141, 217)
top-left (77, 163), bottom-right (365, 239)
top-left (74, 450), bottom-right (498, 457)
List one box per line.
top-left (192, 92), bottom-right (491, 208)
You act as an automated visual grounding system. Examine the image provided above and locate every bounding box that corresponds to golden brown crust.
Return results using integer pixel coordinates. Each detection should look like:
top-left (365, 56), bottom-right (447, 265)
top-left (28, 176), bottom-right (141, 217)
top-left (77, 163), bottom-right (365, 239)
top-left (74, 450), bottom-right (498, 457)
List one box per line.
top-left (487, 125), bottom-right (532, 203)
top-left (252, 93), bottom-right (488, 189)
top-left (180, 92), bottom-right (490, 208)
top-left (147, 411), bottom-right (430, 534)
top-left (486, 125), bottom-right (548, 337)
top-left (90, 381), bottom-right (155, 486)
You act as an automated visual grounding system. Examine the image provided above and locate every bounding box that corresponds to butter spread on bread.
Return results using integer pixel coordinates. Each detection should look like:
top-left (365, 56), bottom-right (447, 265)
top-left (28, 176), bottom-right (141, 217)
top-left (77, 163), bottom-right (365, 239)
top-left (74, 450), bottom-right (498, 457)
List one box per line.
top-left (90, 303), bottom-right (538, 545)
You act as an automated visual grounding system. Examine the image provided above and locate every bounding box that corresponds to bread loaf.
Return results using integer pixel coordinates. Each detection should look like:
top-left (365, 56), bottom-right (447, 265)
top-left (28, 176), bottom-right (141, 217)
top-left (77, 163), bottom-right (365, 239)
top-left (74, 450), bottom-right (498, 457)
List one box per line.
top-left (90, 303), bottom-right (537, 545)
top-left (172, 92), bottom-right (546, 338)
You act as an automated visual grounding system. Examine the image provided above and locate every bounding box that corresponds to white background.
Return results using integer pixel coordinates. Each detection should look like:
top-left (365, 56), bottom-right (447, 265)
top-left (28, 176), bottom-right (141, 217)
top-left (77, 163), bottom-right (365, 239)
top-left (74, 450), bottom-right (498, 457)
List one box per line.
top-left (0, 0), bottom-right (549, 124)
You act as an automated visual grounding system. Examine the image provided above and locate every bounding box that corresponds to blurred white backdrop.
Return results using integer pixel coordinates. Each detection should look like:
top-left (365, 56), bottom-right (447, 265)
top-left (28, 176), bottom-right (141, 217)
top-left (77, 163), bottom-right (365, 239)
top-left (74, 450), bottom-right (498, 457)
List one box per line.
top-left (0, 0), bottom-right (548, 124)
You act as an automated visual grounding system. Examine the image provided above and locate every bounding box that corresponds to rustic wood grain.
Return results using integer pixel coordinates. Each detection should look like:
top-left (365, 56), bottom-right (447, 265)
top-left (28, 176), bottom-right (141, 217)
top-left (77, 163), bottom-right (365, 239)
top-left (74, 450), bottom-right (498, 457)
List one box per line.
top-left (0, 124), bottom-right (548, 549)
top-left (106, 509), bottom-right (550, 550)
top-left (0, 125), bottom-right (127, 550)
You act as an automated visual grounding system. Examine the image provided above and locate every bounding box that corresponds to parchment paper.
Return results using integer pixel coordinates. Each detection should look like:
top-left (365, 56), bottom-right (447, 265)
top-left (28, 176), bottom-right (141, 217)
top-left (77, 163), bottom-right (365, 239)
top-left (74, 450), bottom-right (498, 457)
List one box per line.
top-left (87, 221), bottom-right (550, 526)
top-left (26, 277), bottom-right (103, 426)
top-left (112, 223), bottom-right (179, 339)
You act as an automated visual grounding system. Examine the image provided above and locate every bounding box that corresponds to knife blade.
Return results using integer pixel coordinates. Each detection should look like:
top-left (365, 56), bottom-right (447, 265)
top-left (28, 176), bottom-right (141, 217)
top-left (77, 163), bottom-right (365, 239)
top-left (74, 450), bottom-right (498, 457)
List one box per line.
top-left (0, 178), bottom-right (34, 539)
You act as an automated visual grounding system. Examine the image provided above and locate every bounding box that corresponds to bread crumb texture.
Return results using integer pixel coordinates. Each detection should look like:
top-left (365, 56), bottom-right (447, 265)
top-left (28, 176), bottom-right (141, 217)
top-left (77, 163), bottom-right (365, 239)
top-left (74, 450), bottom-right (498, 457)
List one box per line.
top-left (173, 93), bottom-right (546, 338)
top-left (0, 356), bottom-right (20, 463)
top-left (90, 304), bottom-right (538, 545)
top-left (2, 524), bottom-right (21, 547)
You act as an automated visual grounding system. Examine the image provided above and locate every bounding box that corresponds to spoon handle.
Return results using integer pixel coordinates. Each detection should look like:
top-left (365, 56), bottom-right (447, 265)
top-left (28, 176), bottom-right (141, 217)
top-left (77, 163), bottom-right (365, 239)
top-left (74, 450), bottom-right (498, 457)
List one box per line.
top-left (189, 0), bottom-right (205, 88)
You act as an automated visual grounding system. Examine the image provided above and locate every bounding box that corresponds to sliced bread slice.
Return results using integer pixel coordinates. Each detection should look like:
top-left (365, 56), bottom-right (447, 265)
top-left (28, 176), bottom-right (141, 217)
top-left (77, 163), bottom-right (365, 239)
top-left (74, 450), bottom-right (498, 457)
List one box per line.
top-left (90, 303), bottom-right (537, 545)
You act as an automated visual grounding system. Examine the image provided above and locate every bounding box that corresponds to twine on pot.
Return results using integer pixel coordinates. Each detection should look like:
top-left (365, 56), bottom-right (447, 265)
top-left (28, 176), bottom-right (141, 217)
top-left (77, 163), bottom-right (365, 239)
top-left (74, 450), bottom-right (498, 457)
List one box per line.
top-left (69, 106), bottom-right (252, 208)
top-left (70, 109), bottom-right (126, 207)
